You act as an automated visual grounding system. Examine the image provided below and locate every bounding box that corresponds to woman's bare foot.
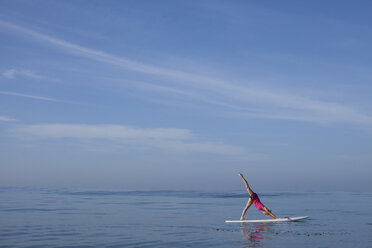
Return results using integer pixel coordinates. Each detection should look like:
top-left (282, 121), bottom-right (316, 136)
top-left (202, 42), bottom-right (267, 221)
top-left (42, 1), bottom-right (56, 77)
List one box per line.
top-left (240, 216), bottom-right (246, 220)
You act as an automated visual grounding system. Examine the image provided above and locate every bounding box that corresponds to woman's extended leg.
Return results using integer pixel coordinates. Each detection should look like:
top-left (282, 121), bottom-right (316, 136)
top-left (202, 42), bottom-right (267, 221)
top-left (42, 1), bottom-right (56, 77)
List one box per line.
top-left (238, 172), bottom-right (254, 196)
top-left (240, 198), bottom-right (253, 220)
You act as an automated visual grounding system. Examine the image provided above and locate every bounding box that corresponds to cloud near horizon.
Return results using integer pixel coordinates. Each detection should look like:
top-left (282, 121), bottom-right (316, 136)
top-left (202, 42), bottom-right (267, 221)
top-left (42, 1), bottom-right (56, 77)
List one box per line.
top-left (8, 123), bottom-right (257, 159)
top-left (0, 115), bottom-right (16, 122)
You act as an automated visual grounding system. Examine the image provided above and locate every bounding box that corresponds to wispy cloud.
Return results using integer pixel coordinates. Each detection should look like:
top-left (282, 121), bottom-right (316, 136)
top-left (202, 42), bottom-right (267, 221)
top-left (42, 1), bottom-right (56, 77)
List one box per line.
top-left (2, 69), bottom-right (50, 80)
top-left (1, 20), bottom-right (372, 126)
top-left (0, 115), bottom-right (16, 122)
top-left (0, 20), bottom-right (160, 75)
top-left (8, 123), bottom-right (257, 159)
top-left (0, 91), bottom-right (60, 102)
top-left (10, 124), bottom-right (193, 140)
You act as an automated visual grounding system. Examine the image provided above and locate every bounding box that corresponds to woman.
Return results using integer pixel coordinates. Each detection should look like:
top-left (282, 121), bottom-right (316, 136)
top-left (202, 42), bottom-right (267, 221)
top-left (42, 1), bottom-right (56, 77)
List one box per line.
top-left (238, 172), bottom-right (277, 220)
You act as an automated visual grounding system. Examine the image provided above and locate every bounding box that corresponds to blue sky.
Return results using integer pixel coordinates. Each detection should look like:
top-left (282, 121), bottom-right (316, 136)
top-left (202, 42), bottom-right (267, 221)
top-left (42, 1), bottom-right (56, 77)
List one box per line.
top-left (1, 0), bottom-right (371, 191)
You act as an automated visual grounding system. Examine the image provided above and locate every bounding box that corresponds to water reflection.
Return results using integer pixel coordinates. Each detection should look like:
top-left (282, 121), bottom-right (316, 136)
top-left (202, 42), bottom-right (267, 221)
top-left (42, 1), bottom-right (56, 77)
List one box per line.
top-left (241, 223), bottom-right (275, 248)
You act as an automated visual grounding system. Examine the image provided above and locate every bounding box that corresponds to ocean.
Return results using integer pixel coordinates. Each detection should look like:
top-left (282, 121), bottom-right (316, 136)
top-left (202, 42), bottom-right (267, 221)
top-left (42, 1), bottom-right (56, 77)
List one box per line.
top-left (0, 187), bottom-right (371, 247)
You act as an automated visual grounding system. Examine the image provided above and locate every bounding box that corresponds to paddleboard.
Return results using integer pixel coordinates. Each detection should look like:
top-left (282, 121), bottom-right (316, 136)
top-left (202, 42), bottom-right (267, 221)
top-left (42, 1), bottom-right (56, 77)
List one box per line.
top-left (225, 216), bottom-right (308, 223)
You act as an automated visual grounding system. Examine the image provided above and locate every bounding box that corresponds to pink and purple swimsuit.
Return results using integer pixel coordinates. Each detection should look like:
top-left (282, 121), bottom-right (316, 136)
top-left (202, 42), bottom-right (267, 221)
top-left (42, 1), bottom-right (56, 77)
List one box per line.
top-left (250, 193), bottom-right (264, 211)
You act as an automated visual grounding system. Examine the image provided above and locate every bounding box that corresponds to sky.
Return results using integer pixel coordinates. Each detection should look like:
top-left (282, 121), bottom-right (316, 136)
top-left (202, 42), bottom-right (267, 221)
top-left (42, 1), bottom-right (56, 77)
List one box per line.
top-left (0, 0), bottom-right (372, 191)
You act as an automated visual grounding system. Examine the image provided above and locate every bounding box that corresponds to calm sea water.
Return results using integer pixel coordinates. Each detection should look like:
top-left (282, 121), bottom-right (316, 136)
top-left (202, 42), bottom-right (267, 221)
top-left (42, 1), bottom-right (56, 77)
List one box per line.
top-left (0, 187), bottom-right (371, 247)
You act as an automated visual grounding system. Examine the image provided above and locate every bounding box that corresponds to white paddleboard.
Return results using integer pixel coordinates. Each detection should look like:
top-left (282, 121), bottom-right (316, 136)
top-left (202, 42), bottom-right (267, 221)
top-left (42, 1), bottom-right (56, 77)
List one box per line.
top-left (225, 216), bottom-right (308, 223)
